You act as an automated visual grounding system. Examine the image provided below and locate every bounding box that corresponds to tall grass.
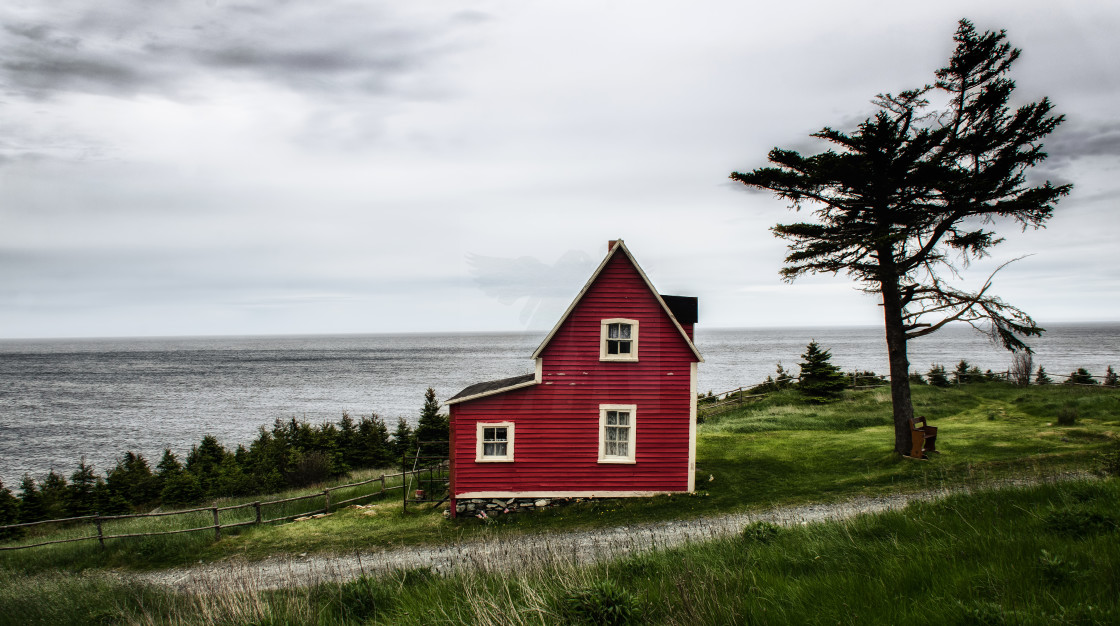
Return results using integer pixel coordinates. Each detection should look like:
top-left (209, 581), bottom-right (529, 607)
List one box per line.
top-left (2, 479), bottom-right (1115, 625)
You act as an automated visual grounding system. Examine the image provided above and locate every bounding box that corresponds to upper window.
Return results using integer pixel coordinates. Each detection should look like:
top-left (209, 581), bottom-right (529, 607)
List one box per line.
top-left (598, 404), bottom-right (637, 463)
top-left (600, 319), bottom-right (639, 361)
top-left (476, 422), bottom-right (515, 462)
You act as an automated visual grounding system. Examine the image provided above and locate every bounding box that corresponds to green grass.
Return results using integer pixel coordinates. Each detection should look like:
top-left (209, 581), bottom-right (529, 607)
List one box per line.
top-left (2, 383), bottom-right (1118, 576)
top-left (2, 479), bottom-right (1116, 625)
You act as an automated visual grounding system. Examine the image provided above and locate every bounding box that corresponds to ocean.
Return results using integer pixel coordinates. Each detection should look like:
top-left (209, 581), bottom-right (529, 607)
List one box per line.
top-left (1, 324), bottom-right (1117, 486)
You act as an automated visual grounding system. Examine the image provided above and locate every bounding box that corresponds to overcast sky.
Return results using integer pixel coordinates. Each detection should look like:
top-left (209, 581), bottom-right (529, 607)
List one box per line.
top-left (2, 0), bottom-right (1118, 339)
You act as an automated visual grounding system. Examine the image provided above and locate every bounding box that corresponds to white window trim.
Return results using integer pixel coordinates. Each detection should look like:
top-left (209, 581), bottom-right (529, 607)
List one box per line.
top-left (598, 404), bottom-right (637, 464)
top-left (475, 422), bottom-right (515, 462)
top-left (600, 318), bottom-right (639, 362)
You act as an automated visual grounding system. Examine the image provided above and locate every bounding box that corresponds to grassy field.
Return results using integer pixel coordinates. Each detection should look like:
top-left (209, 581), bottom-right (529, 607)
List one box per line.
top-left (0, 382), bottom-right (1117, 624)
top-left (2, 382), bottom-right (1117, 574)
top-left (2, 478), bottom-right (1116, 624)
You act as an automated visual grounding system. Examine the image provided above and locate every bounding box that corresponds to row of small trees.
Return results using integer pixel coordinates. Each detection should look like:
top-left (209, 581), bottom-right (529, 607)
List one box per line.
top-left (0, 388), bottom-right (450, 533)
top-left (731, 342), bottom-right (1118, 406)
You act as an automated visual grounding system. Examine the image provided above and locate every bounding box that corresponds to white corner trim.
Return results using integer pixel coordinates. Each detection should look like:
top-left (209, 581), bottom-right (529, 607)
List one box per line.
top-left (688, 361), bottom-right (698, 492)
top-left (475, 421), bottom-right (515, 462)
top-left (598, 403), bottom-right (637, 463)
top-left (535, 357), bottom-right (543, 383)
top-left (599, 318), bottom-right (639, 362)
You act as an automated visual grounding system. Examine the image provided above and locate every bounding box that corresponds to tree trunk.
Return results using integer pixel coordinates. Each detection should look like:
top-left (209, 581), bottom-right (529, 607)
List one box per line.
top-left (880, 276), bottom-right (915, 455)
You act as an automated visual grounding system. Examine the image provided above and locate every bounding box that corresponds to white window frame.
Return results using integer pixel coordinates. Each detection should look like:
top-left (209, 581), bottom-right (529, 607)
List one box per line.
top-left (600, 318), bottom-right (639, 362)
top-left (598, 404), bottom-right (637, 464)
top-left (475, 422), bottom-right (515, 462)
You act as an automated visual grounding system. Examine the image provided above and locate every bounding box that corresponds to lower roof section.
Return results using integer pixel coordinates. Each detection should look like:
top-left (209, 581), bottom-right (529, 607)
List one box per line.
top-left (446, 373), bottom-right (537, 405)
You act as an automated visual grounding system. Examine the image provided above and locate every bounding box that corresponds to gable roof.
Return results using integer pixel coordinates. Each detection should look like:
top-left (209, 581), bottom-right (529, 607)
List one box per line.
top-left (531, 240), bottom-right (703, 362)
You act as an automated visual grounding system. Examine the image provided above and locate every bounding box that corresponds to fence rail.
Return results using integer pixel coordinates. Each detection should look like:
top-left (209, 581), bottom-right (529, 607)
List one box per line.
top-left (0, 466), bottom-right (436, 552)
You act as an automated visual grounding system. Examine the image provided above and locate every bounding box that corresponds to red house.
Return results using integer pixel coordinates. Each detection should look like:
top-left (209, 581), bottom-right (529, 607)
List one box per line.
top-left (446, 240), bottom-right (702, 515)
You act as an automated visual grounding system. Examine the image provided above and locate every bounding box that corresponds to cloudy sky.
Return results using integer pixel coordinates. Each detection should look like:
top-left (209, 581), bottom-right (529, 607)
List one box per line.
top-left (2, 0), bottom-right (1118, 339)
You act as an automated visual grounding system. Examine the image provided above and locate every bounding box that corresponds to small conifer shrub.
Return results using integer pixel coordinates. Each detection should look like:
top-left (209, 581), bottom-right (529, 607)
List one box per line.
top-left (796, 341), bottom-right (848, 403)
top-left (927, 364), bottom-right (951, 387)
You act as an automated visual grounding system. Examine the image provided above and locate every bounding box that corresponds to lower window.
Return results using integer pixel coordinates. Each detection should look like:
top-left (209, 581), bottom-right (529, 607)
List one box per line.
top-left (476, 422), bottom-right (515, 462)
top-left (598, 404), bottom-right (637, 463)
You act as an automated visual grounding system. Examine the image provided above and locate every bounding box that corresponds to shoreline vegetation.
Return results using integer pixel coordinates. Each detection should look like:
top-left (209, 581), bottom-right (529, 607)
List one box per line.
top-left (1, 355), bottom-right (1118, 624)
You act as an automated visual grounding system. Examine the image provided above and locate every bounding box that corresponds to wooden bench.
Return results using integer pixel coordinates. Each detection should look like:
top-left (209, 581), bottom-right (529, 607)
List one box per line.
top-left (908, 416), bottom-right (937, 459)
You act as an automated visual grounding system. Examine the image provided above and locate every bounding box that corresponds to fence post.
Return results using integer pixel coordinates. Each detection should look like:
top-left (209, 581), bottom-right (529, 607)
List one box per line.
top-left (95, 513), bottom-right (104, 548)
top-left (380, 474), bottom-right (385, 493)
top-left (254, 501), bottom-right (262, 525)
top-left (324, 489), bottom-right (331, 514)
top-left (212, 507), bottom-right (220, 541)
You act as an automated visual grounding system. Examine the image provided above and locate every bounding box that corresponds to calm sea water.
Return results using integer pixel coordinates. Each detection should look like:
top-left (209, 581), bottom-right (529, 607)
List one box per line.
top-left (1, 324), bottom-right (1117, 486)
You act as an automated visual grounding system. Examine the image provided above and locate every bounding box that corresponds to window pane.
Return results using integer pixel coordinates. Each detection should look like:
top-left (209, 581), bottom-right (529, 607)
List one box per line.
top-left (617, 441), bottom-right (628, 457)
top-left (483, 427), bottom-right (495, 441)
top-left (494, 443), bottom-right (507, 457)
top-left (618, 324), bottom-right (631, 339)
top-left (618, 341), bottom-right (631, 354)
top-left (607, 340), bottom-right (619, 355)
top-left (608, 323), bottom-right (620, 339)
top-left (483, 442), bottom-right (495, 455)
top-left (616, 412), bottom-right (629, 426)
top-left (493, 427), bottom-right (507, 442)
top-left (606, 410), bottom-right (617, 425)
top-left (606, 441), bottom-right (617, 456)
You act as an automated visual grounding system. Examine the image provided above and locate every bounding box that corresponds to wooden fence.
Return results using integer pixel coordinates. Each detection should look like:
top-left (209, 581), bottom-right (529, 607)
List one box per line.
top-left (0, 466), bottom-right (436, 552)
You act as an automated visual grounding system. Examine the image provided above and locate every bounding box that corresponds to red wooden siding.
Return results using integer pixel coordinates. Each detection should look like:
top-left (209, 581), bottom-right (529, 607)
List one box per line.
top-left (450, 251), bottom-right (697, 497)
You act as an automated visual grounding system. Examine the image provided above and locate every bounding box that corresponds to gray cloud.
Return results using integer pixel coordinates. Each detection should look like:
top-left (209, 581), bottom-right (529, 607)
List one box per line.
top-left (1044, 119), bottom-right (1120, 164)
top-left (0, 2), bottom-right (479, 101)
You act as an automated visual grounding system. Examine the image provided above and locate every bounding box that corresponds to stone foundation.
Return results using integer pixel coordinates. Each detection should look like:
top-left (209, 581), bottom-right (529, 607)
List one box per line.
top-left (454, 497), bottom-right (587, 518)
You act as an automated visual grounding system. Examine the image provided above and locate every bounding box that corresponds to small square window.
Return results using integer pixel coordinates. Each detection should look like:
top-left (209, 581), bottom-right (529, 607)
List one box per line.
top-left (600, 319), bottom-right (639, 361)
top-left (476, 422), bottom-right (514, 462)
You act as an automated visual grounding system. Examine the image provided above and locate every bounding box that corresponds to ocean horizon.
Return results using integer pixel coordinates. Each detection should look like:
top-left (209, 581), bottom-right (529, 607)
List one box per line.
top-left (2, 323), bottom-right (1118, 486)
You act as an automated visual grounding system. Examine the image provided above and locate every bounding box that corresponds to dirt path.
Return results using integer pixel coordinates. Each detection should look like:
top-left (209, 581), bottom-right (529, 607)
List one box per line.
top-left (132, 476), bottom-right (1084, 592)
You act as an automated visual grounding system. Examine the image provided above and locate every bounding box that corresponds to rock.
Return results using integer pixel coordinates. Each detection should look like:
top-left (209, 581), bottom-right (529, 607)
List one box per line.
top-left (535, 499), bottom-right (550, 507)
top-left (486, 503), bottom-right (498, 509)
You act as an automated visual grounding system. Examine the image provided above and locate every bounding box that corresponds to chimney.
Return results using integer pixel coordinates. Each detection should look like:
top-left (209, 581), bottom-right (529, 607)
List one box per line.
top-left (607, 239), bottom-right (619, 253)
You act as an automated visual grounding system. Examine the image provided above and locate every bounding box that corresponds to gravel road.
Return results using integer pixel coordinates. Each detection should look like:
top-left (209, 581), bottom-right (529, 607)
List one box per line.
top-left (133, 475), bottom-right (1085, 593)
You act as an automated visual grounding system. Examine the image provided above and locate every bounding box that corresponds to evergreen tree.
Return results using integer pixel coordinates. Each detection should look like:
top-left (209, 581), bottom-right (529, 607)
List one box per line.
top-left (796, 341), bottom-right (848, 403)
top-left (39, 470), bottom-right (69, 519)
top-left (16, 475), bottom-right (45, 523)
top-left (731, 20), bottom-right (1069, 454)
top-left (160, 472), bottom-right (203, 507)
top-left (927, 364), bottom-right (951, 387)
top-left (1035, 366), bottom-right (1052, 385)
top-left (391, 417), bottom-right (415, 465)
top-left (66, 459), bottom-right (100, 517)
top-left (1104, 365), bottom-right (1118, 387)
top-left (107, 452), bottom-right (161, 509)
top-left (953, 360), bottom-right (983, 384)
top-left (355, 414), bottom-right (392, 468)
top-left (1064, 368), bottom-right (1097, 385)
top-left (186, 435), bottom-right (229, 496)
top-left (338, 412), bottom-right (360, 467)
top-left (0, 480), bottom-right (20, 539)
top-left (414, 387), bottom-right (449, 456)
